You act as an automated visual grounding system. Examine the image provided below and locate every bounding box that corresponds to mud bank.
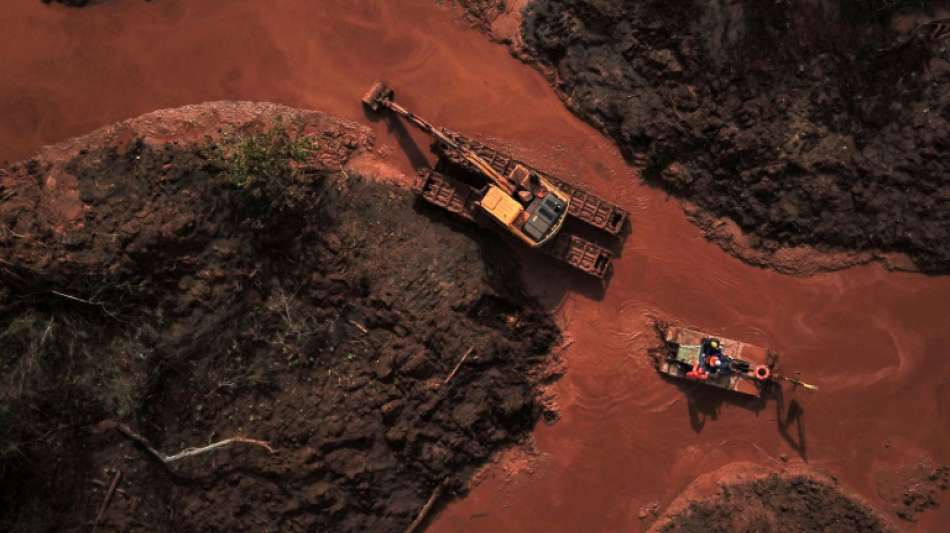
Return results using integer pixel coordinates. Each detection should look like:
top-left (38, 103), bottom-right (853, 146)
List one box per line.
top-left (651, 463), bottom-right (891, 532)
top-left (0, 102), bottom-right (560, 532)
top-left (505, 0), bottom-right (950, 274)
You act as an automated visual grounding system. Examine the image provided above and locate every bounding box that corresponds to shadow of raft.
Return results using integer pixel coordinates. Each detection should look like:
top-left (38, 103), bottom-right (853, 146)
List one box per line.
top-left (657, 372), bottom-right (809, 460)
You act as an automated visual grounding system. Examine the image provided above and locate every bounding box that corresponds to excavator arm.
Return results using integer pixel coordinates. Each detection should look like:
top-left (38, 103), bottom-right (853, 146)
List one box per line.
top-left (363, 81), bottom-right (516, 195)
top-left (362, 80), bottom-right (573, 248)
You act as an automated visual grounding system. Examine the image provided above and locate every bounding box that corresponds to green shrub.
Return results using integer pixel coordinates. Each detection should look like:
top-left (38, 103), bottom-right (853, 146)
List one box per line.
top-left (215, 118), bottom-right (319, 213)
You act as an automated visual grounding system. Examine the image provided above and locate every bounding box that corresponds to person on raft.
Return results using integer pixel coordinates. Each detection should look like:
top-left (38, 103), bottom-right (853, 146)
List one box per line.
top-left (687, 338), bottom-right (729, 381)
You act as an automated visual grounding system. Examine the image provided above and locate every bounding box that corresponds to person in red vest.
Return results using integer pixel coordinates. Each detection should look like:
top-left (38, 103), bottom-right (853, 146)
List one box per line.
top-left (687, 338), bottom-right (725, 381)
top-left (686, 361), bottom-right (708, 381)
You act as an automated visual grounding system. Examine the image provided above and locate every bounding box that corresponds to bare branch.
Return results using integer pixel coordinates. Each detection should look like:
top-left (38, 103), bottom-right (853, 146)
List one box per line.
top-left (442, 346), bottom-right (474, 387)
top-left (110, 422), bottom-right (275, 464)
top-left (50, 290), bottom-right (100, 306)
top-left (404, 479), bottom-right (448, 533)
top-left (93, 470), bottom-right (122, 532)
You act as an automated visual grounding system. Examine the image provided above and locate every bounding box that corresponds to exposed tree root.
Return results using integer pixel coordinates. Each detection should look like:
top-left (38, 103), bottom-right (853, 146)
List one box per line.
top-left (106, 421), bottom-right (275, 464)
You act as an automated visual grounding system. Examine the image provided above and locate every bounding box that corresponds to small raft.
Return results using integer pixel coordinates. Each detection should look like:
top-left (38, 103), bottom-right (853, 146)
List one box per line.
top-left (658, 327), bottom-right (773, 398)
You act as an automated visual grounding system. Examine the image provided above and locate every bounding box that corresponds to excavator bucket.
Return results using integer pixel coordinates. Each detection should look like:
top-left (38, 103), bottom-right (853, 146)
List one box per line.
top-left (361, 80), bottom-right (393, 112)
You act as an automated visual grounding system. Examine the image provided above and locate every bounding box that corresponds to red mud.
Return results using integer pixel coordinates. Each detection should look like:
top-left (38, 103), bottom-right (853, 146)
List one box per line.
top-left (3, 1), bottom-right (950, 531)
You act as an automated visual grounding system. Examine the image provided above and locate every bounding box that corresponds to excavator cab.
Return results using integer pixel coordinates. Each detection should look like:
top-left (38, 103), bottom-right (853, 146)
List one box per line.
top-left (479, 186), bottom-right (566, 244)
top-left (522, 192), bottom-right (566, 241)
top-left (503, 163), bottom-right (567, 242)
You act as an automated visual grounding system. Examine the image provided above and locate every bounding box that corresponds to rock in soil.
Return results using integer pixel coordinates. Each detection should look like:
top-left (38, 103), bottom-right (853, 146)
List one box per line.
top-left (512, 0), bottom-right (950, 273)
top-left (0, 102), bottom-right (560, 532)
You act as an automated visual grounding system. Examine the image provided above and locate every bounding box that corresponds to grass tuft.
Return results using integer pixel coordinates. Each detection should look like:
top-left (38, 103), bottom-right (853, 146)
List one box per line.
top-left (214, 118), bottom-right (319, 213)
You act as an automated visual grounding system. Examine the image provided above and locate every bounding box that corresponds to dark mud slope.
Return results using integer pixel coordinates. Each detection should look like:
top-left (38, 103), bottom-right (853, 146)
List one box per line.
top-left (453, 0), bottom-right (507, 30)
top-left (660, 474), bottom-right (889, 533)
top-left (0, 108), bottom-right (558, 532)
top-left (41, 0), bottom-right (91, 6)
top-left (522, 0), bottom-right (950, 272)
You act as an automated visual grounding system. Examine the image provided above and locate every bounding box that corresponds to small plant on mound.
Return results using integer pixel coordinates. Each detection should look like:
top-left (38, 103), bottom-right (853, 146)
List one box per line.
top-left (215, 118), bottom-right (319, 214)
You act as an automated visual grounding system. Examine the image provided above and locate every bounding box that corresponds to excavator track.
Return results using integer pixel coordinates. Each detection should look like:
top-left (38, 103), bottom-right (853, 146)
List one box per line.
top-left (415, 169), bottom-right (477, 222)
top-left (436, 131), bottom-right (629, 236)
top-left (542, 231), bottom-right (613, 279)
top-left (415, 170), bottom-right (614, 278)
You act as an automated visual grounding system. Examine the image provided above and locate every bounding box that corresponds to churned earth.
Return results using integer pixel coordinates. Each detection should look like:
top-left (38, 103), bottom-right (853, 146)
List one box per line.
top-left (488, 0), bottom-right (950, 274)
top-left (649, 462), bottom-right (891, 533)
top-left (0, 102), bottom-right (561, 531)
top-left (520, 0), bottom-right (950, 274)
top-left (3, 1), bottom-right (950, 532)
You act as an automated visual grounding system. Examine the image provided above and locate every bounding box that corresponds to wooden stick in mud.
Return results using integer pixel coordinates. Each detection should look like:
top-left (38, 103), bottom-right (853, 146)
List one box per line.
top-left (348, 319), bottom-right (369, 334)
top-left (776, 375), bottom-right (819, 391)
top-left (442, 346), bottom-right (474, 387)
top-left (112, 422), bottom-right (275, 464)
top-left (404, 479), bottom-right (448, 533)
top-left (93, 470), bottom-right (122, 531)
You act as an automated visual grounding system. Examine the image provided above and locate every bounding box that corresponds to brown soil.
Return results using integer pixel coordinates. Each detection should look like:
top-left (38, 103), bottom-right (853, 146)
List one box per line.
top-left (653, 465), bottom-right (890, 533)
top-left (515, 0), bottom-right (950, 274)
top-left (0, 102), bottom-right (560, 532)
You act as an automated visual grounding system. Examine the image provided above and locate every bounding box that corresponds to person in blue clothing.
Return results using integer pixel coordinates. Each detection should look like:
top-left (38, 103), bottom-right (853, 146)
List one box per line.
top-left (700, 338), bottom-right (728, 375)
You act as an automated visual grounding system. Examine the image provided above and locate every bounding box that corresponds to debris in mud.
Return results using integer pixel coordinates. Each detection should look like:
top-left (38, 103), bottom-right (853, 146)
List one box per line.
top-left (0, 103), bottom-right (560, 532)
top-left (893, 464), bottom-right (949, 522)
top-left (515, 0), bottom-right (950, 273)
top-left (451, 0), bottom-right (507, 30)
top-left (637, 501), bottom-right (660, 520)
top-left (657, 474), bottom-right (890, 533)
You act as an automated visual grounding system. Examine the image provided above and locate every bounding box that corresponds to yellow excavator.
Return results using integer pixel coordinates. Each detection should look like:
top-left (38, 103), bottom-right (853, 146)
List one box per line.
top-left (363, 81), bottom-right (629, 278)
top-left (362, 81), bottom-right (571, 247)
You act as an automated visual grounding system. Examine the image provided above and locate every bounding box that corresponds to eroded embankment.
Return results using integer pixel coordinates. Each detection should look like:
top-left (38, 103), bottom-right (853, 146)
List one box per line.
top-left (651, 464), bottom-right (892, 533)
top-left (0, 102), bottom-right (560, 532)
top-left (495, 0), bottom-right (950, 274)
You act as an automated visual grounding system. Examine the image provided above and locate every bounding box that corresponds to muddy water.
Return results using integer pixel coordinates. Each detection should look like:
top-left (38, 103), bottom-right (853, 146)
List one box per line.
top-left (3, 1), bottom-right (949, 531)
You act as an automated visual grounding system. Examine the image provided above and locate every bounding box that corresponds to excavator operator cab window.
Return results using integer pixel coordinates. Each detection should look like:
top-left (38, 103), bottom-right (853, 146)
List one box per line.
top-left (522, 193), bottom-right (566, 242)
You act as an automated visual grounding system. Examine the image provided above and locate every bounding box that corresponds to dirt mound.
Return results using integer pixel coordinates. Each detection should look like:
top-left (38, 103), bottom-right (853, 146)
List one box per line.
top-left (511, 0), bottom-right (950, 273)
top-left (880, 462), bottom-right (950, 522)
top-left (652, 464), bottom-right (891, 533)
top-left (0, 102), bottom-right (560, 532)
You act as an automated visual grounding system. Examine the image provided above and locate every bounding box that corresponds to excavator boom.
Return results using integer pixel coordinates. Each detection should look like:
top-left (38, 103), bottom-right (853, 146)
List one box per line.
top-left (363, 81), bottom-right (515, 195)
